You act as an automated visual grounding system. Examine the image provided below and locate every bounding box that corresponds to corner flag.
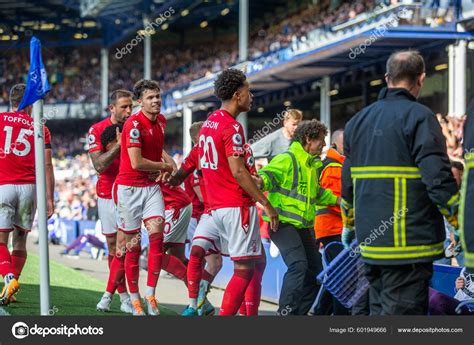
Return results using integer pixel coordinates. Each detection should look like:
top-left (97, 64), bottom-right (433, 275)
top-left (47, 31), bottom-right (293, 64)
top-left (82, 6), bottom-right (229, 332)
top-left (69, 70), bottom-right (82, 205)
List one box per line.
top-left (17, 36), bottom-right (50, 111)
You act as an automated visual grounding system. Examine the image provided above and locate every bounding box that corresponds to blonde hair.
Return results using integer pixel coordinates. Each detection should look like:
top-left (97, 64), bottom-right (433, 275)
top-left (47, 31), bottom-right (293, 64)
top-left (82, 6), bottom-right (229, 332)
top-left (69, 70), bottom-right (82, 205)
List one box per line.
top-left (284, 109), bottom-right (303, 121)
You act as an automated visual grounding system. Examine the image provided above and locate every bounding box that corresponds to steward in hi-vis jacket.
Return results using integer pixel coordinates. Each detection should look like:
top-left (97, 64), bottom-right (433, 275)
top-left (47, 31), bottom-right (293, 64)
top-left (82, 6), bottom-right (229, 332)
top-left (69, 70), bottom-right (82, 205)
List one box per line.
top-left (256, 119), bottom-right (338, 315)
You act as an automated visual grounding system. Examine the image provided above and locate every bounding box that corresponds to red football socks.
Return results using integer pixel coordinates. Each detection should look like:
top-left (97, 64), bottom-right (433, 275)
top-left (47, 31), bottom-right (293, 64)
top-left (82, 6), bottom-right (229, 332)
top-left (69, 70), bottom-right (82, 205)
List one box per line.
top-left (106, 254), bottom-right (126, 294)
top-left (124, 245), bottom-right (140, 293)
top-left (187, 246), bottom-right (206, 298)
top-left (219, 268), bottom-right (254, 316)
top-left (201, 268), bottom-right (215, 284)
top-left (0, 243), bottom-right (12, 278)
top-left (147, 233), bottom-right (164, 288)
top-left (162, 254), bottom-right (187, 283)
top-left (243, 262), bottom-right (265, 316)
top-left (11, 249), bottom-right (27, 280)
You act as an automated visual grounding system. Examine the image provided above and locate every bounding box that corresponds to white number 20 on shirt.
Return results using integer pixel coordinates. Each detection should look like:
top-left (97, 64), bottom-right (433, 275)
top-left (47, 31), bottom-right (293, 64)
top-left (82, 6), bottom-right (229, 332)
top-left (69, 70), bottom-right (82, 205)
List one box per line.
top-left (199, 135), bottom-right (218, 170)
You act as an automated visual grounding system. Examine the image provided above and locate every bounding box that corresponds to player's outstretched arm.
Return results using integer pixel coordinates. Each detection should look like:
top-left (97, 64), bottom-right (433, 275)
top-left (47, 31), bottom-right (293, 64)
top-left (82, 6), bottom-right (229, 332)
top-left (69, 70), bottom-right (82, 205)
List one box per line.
top-left (166, 168), bottom-right (190, 186)
top-left (228, 156), bottom-right (279, 231)
top-left (128, 147), bottom-right (173, 172)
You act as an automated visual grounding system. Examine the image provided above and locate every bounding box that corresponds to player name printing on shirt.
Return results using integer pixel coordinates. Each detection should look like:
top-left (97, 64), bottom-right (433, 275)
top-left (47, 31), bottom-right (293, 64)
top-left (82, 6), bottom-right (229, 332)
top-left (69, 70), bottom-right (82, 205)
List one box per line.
top-left (198, 109), bottom-right (256, 209)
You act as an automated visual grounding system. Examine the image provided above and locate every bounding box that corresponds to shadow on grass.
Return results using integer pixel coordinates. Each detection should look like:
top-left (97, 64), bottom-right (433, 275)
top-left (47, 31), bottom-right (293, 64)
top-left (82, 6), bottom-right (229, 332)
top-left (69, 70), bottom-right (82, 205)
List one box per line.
top-left (3, 284), bottom-right (177, 316)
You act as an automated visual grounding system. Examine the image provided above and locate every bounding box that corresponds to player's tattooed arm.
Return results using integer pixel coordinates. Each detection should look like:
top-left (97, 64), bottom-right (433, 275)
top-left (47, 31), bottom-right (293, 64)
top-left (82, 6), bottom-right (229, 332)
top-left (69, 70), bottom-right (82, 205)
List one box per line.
top-left (89, 144), bottom-right (120, 174)
top-left (165, 168), bottom-right (190, 186)
top-left (228, 156), bottom-right (279, 231)
top-left (128, 147), bottom-right (173, 172)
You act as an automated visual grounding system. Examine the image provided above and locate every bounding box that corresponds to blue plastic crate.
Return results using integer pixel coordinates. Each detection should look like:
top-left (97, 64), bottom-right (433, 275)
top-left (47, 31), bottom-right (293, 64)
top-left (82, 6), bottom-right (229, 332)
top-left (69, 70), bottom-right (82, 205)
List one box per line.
top-left (317, 240), bottom-right (369, 308)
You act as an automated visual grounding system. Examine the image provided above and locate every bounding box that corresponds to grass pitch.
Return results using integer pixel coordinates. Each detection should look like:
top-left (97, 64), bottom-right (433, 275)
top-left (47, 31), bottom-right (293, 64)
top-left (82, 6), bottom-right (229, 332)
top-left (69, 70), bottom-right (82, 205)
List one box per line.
top-left (2, 253), bottom-right (177, 316)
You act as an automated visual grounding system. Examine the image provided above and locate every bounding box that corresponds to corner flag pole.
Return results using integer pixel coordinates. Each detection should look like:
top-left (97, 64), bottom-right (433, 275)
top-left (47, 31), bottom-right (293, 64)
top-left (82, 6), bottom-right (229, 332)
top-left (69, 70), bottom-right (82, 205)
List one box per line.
top-left (33, 99), bottom-right (50, 316)
top-left (18, 36), bottom-right (51, 316)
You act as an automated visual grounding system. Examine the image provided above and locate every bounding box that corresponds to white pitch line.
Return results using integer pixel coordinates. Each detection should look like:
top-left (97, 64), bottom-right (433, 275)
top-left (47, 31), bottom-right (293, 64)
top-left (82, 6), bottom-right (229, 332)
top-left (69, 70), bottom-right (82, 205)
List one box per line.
top-left (0, 307), bottom-right (10, 316)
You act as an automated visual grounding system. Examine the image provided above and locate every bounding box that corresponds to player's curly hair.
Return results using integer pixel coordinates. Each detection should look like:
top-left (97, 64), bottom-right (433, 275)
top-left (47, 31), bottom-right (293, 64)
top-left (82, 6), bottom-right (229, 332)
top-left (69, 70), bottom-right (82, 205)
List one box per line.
top-left (292, 119), bottom-right (327, 146)
top-left (214, 68), bottom-right (246, 101)
top-left (133, 79), bottom-right (160, 100)
top-left (101, 124), bottom-right (122, 150)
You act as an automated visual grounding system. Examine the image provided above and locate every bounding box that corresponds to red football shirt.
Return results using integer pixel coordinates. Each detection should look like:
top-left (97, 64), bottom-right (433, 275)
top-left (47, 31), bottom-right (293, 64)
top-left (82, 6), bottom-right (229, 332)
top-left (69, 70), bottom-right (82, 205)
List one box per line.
top-left (182, 145), bottom-right (205, 217)
top-left (88, 117), bottom-right (120, 199)
top-left (184, 173), bottom-right (204, 219)
top-left (198, 109), bottom-right (256, 209)
top-left (0, 111), bottom-right (51, 185)
top-left (159, 183), bottom-right (191, 210)
top-left (115, 110), bottom-right (166, 187)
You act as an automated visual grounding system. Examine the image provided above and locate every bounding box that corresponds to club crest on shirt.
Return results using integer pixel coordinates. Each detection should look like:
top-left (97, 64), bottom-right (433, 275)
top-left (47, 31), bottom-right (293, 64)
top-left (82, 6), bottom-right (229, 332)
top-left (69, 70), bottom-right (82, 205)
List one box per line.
top-left (251, 240), bottom-right (257, 253)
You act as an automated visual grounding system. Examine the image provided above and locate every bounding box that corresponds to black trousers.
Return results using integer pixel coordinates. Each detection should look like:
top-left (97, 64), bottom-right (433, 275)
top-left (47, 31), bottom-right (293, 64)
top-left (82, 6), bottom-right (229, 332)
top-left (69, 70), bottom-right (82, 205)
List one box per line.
top-left (313, 235), bottom-right (350, 315)
top-left (270, 223), bottom-right (322, 315)
top-left (364, 262), bottom-right (433, 315)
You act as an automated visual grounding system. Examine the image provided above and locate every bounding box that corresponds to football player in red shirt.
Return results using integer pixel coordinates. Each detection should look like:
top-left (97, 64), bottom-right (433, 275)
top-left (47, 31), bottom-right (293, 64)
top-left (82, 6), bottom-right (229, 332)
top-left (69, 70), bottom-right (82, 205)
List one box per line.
top-left (167, 121), bottom-right (225, 316)
top-left (90, 90), bottom-right (134, 314)
top-left (113, 80), bottom-right (173, 316)
top-left (183, 122), bottom-right (205, 242)
top-left (198, 69), bottom-right (278, 315)
top-left (0, 84), bottom-right (55, 305)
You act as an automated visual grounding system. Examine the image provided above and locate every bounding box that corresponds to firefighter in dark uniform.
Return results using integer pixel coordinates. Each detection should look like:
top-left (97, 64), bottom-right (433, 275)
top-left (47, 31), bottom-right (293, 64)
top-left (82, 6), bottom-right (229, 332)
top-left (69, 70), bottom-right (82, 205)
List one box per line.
top-left (461, 109), bottom-right (474, 271)
top-left (341, 50), bottom-right (459, 315)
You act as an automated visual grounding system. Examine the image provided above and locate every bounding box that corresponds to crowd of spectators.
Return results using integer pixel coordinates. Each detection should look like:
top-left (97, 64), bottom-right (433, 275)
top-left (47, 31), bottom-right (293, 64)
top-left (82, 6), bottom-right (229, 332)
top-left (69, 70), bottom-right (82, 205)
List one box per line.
top-left (0, 0), bottom-right (377, 105)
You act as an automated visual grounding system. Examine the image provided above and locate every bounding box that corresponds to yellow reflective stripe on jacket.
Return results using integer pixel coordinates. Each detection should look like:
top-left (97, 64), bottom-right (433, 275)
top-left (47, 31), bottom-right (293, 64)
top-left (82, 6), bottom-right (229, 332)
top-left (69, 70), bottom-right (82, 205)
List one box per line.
top-left (351, 166), bottom-right (421, 179)
top-left (393, 178), bottom-right (400, 246)
top-left (401, 178), bottom-right (407, 246)
top-left (359, 242), bottom-right (444, 259)
top-left (392, 178), bottom-right (407, 247)
top-left (446, 192), bottom-right (460, 207)
top-left (353, 166), bottom-right (414, 247)
top-left (460, 154), bottom-right (474, 267)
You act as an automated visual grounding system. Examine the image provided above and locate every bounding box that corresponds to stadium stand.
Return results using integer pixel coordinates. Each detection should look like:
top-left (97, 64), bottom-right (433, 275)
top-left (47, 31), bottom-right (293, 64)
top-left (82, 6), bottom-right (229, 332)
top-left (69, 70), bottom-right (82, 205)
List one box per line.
top-left (1, 0), bottom-right (473, 319)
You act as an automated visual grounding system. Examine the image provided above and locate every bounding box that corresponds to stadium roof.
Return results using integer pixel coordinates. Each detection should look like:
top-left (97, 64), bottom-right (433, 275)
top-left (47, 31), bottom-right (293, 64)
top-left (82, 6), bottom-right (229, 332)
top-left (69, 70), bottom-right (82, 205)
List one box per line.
top-left (0, 0), bottom-right (290, 48)
top-left (175, 27), bottom-right (474, 105)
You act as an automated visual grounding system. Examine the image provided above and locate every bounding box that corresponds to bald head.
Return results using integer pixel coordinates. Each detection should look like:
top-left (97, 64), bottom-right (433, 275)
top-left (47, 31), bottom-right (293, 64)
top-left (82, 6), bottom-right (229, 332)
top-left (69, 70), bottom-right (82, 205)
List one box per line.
top-left (331, 129), bottom-right (344, 155)
top-left (385, 50), bottom-right (425, 97)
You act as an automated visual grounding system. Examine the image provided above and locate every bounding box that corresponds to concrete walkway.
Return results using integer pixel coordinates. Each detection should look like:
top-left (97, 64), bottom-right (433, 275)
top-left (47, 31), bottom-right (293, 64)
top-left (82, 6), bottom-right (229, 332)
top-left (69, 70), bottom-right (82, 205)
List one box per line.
top-left (27, 237), bottom-right (278, 316)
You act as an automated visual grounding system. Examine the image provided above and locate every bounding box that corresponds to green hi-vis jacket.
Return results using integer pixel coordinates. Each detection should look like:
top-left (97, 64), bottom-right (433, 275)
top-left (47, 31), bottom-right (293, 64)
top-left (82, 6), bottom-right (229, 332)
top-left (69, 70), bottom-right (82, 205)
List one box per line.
top-left (258, 141), bottom-right (338, 229)
top-left (342, 88), bottom-right (459, 265)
